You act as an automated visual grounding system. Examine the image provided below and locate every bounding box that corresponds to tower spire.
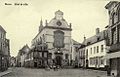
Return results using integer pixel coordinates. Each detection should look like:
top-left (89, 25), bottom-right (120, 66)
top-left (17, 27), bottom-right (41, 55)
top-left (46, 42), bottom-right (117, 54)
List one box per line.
top-left (40, 17), bottom-right (43, 26)
top-left (39, 17), bottom-right (43, 32)
top-left (84, 35), bottom-right (86, 40)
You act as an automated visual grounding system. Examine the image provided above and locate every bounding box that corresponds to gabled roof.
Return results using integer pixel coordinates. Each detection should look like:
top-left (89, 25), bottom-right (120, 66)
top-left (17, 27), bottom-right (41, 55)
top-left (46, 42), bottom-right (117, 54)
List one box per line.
top-left (19, 44), bottom-right (30, 54)
top-left (47, 10), bottom-right (70, 28)
top-left (48, 18), bottom-right (70, 28)
top-left (0, 25), bottom-right (6, 33)
top-left (72, 39), bottom-right (81, 45)
top-left (32, 10), bottom-right (72, 41)
top-left (105, 1), bottom-right (119, 9)
top-left (82, 30), bottom-right (107, 46)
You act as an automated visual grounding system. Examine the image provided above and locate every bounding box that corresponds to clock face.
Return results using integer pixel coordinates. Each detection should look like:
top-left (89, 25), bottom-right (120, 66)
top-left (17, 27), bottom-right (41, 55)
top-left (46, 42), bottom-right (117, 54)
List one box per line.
top-left (56, 21), bottom-right (62, 26)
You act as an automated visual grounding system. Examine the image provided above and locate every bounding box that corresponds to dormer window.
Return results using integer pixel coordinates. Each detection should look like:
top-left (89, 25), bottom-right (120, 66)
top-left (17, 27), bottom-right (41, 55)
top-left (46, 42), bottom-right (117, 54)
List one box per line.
top-left (97, 37), bottom-right (100, 41)
top-left (87, 42), bottom-right (91, 45)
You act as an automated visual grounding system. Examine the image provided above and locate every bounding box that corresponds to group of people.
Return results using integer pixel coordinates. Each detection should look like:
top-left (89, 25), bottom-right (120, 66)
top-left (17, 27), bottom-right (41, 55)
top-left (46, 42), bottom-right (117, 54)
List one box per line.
top-left (45, 63), bottom-right (61, 71)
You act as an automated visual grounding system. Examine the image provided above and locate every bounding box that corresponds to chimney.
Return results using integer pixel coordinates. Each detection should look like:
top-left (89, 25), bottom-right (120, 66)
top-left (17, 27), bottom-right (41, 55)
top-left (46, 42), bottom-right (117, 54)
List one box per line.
top-left (45, 20), bottom-right (48, 26)
top-left (84, 35), bottom-right (86, 40)
top-left (40, 18), bottom-right (43, 26)
top-left (69, 23), bottom-right (72, 28)
top-left (96, 28), bottom-right (100, 35)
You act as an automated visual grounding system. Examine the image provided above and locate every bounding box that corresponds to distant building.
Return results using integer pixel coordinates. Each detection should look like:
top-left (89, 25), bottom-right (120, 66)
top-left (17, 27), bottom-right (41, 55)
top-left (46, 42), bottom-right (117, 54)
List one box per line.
top-left (0, 25), bottom-right (10, 72)
top-left (10, 56), bottom-right (16, 67)
top-left (105, 1), bottom-right (120, 77)
top-left (16, 44), bottom-right (30, 67)
top-left (70, 39), bottom-right (81, 61)
top-left (16, 52), bottom-right (21, 67)
top-left (25, 43), bottom-right (48, 68)
top-left (80, 28), bottom-right (108, 69)
top-left (70, 39), bottom-right (82, 67)
top-left (32, 10), bottom-right (72, 66)
top-left (78, 44), bottom-right (86, 68)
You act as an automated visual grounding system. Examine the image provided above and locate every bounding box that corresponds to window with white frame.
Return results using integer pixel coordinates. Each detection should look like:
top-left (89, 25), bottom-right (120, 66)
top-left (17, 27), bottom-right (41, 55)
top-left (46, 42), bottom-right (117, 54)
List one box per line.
top-left (44, 52), bottom-right (47, 58)
top-left (90, 48), bottom-right (92, 54)
top-left (94, 47), bottom-right (96, 54)
top-left (97, 46), bottom-right (99, 53)
top-left (39, 52), bottom-right (42, 57)
top-left (101, 45), bottom-right (104, 52)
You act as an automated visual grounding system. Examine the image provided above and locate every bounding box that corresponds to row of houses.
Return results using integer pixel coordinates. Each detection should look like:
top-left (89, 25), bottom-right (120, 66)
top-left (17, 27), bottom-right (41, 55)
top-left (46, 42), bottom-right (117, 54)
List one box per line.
top-left (15, 43), bottom-right (48, 68)
top-left (75, 28), bottom-right (109, 69)
top-left (75, 1), bottom-right (120, 77)
top-left (15, 41), bottom-right (79, 68)
top-left (0, 25), bottom-right (10, 72)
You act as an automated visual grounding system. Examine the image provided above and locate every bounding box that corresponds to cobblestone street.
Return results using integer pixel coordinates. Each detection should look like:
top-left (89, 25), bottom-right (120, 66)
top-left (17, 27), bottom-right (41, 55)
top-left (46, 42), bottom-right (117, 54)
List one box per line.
top-left (2, 67), bottom-right (112, 77)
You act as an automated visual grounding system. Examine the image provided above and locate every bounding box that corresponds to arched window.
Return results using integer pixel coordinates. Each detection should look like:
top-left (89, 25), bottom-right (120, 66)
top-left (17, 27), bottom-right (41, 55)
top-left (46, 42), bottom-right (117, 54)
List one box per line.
top-left (112, 13), bottom-right (115, 25)
top-left (53, 30), bottom-right (64, 48)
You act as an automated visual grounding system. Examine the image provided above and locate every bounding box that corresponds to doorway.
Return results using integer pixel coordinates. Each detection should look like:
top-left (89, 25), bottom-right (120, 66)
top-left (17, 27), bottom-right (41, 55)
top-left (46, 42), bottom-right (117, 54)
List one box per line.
top-left (34, 62), bottom-right (37, 68)
top-left (55, 56), bottom-right (62, 66)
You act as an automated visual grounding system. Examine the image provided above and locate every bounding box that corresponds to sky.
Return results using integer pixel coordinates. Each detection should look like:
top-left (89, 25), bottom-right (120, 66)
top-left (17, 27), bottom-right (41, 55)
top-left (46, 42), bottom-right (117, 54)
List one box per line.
top-left (0, 0), bottom-right (110, 56)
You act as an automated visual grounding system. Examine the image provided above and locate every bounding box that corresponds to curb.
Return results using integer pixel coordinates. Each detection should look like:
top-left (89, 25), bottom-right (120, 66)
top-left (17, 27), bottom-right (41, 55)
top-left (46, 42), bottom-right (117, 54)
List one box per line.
top-left (0, 69), bottom-right (12, 77)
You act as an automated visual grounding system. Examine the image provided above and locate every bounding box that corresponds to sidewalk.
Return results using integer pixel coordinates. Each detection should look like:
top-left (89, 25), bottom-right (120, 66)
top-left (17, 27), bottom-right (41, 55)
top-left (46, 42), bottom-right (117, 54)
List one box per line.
top-left (0, 68), bottom-right (12, 77)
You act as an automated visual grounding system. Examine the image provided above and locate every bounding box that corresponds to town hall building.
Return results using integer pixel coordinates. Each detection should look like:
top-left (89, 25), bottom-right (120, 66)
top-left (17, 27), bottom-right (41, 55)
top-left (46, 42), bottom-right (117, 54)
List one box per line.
top-left (31, 10), bottom-right (72, 66)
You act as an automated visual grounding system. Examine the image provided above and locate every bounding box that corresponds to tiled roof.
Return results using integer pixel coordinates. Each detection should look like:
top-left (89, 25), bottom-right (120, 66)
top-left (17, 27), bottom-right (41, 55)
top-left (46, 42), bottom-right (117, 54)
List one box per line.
top-left (0, 25), bottom-right (6, 33)
top-left (82, 30), bottom-right (107, 46)
top-left (19, 44), bottom-right (30, 54)
top-left (105, 1), bottom-right (119, 9)
top-left (72, 39), bottom-right (81, 45)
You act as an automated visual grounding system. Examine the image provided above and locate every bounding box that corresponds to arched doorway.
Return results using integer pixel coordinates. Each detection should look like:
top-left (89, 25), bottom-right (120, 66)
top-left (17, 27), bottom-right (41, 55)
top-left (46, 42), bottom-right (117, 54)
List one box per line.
top-left (34, 62), bottom-right (37, 68)
top-left (55, 56), bottom-right (62, 66)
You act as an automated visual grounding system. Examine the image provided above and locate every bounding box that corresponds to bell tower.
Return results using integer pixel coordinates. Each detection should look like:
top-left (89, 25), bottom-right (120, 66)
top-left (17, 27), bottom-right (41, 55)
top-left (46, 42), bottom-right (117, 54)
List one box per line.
top-left (39, 18), bottom-right (43, 32)
top-left (55, 10), bottom-right (64, 20)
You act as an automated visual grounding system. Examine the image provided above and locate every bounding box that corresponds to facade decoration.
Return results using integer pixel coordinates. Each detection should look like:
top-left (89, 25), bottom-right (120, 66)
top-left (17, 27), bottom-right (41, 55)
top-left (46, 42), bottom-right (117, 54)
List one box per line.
top-left (78, 28), bottom-right (109, 69)
top-left (0, 25), bottom-right (10, 72)
top-left (105, 1), bottom-right (120, 77)
top-left (32, 10), bottom-right (72, 67)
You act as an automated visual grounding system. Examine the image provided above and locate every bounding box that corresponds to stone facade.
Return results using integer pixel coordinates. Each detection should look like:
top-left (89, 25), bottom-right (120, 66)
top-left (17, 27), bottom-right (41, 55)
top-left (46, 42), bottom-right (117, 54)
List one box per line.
top-left (70, 39), bottom-right (82, 67)
top-left (32, 10), bottom-right (72, 66)
top-left (25, 43), bottom-right (48, 68)
top-left (105, 1), bottom-right (120, 77)
top-left (79, 28), bottom-right (108, 69)
top-left (0, 25), bottom-right (10, 72)
top-left (16, 44), bottom-right (30, 67)
top-left (78, 44), bottom-right (86, 68)
top-left (10, 56), bottom-right (16, 67)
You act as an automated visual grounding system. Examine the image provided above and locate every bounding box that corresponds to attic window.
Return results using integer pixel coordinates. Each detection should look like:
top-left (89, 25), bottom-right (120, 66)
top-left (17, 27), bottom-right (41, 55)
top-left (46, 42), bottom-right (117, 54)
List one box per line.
top-left (97, 37), bottom-right (100, 41)
top-left (87, 42), bottom-right (91, 45)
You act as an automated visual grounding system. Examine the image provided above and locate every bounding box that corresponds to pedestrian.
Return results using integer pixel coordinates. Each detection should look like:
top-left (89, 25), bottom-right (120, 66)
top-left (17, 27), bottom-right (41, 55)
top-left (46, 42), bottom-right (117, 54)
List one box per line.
top-left (53, 63), bottom-right (57, 71)
top-left (45, 64), bottom-right (50, 71)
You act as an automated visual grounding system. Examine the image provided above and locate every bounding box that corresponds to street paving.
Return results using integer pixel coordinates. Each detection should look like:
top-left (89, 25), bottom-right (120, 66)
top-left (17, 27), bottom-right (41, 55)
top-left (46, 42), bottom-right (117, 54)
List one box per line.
top-left (2, 67), bottom-right (112, 77)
